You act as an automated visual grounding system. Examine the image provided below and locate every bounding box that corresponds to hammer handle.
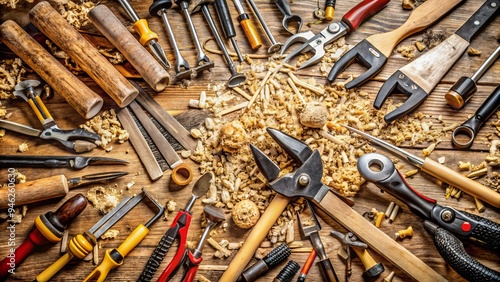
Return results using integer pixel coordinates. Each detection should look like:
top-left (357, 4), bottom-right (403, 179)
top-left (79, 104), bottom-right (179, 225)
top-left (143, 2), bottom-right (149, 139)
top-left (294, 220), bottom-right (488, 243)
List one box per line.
top-left (0, 20), bottom-right (103, 119)
top-left (88, 5), bottom-right (170, 92)
top-left (0, 175), bottom-right (69, 209)
top-left (29, 1), bottom-right (138, 107)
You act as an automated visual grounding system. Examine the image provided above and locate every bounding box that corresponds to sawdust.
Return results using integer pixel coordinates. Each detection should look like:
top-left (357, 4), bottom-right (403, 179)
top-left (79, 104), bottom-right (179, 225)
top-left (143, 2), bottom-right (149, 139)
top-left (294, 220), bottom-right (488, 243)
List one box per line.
top-left (86, 186), bottom-right (123, 215)
top-left (421, 29), bottom-right (447, 49)
top-left (0, 58), bottom-right (26, 100)
top-left (79, 109), bottom-right (129, 150)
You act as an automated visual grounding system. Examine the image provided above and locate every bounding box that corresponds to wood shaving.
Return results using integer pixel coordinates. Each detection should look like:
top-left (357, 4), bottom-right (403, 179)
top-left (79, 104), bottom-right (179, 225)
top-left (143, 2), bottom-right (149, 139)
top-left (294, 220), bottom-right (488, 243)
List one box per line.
top-left (397, 45), bottom-right (416, 60)
top-left (0, 58), bottom-right (26, 99)
top-left (18, 141), bottom-right (28, 152)
top-left (80, 109), bottom-right (129, 149)
top-left (299, 102), bottom-right (328, 128)
top-left (415, 41), bottom-right (426, 52)
top-left (402, 0), bottom-right (416, 10)
top-left (421, 29), bottom-right (447, 50)
top-left (86, 186), bottom-right (123, 215)
top-left (231, 199), bottom-right (260, 229)
top-left (100, 229), bottom-right (119, 239)
top-left (467, 48), bottom-right (482, 56)
top-left (60, 1), bottom-right (96, 30)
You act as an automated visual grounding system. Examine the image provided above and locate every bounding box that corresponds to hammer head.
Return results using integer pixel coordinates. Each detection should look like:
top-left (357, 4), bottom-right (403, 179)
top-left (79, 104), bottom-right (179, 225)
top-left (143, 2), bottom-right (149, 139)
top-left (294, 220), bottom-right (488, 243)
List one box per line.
top-left (192, 0), bottom-right (213, 14)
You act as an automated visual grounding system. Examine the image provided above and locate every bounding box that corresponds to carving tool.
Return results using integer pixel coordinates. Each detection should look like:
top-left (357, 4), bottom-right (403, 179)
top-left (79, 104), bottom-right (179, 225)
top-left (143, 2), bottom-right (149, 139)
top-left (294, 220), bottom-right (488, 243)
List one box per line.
top-left (83, 189), bottom-right (164, 282)
top-left (175, 0), bottom-right (214, 70)
top-left (445, 45), bottom-right (500, 109)
top-left (158, 205), bottom-right (225, 282)
top-left (138, 173), bottom-right (212, 281)
top-left (8, 80), bottom-right (100, 153)
top-left (327, 0), bottom-right (465, 88)
top-left (232, 0), bottom-right (262, 50)
top-left (373, 0), bottom-right (499, 123)
top-left (0, 155), bottom-right (129, 170)
top-left (452, 85), bottom-right (500, 148)
top-left (35, 190), bottom-right (152, 281)
top-left (245, 0), bottom-right (283, 53)
top-left (116, 0), bottom-right (171, 70)
top-left (357, 153), bottom-right (500, 280)
top-left (297, 249), bottom-right (316, 282)
top-left (241, 243), bottom-right (291, 282)
top-left (246, 128), bottom-right (446, 281)
top-left (274, 0), bottom-right (303, 34)
top-left (297, 201), bottom-right (339, 282)
top-left (0, 172), bottom-right (127, 209)
top-left (0, 194), bottom-right (87, 280)
top-left (281, 0), bottom-right (390, 69)
top-left (29, 1), bottom-right (139, 108)
top-left (330, 230), bottom-right (384, 280)
top-left (214, 0), bottom-right (244, 62)
top-left (87, 4), bottom-right (170, 91)
top-left (0, 20), bottom-right (103, 119)
top-left (324, 0), bottom-right (336, 21)
top-left (192, 0), bottom-right (247, 88)
top-left (344, 125), bottom-right (500, 208)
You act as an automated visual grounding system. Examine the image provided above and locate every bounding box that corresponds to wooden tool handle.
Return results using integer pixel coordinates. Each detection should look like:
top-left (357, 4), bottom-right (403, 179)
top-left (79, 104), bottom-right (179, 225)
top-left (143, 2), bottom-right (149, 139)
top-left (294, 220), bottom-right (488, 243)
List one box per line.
top-left (366, 0), bottom-right (464, 57)
top-left (29, 1), bottom-right (138, 107)
top-left (0, 175), bottom-right (69, 209)
top-left (422, 157), bottom-right (500, 208)
top-left (88, 5), bottom-right (169, 92)
top-left (220, 195), bottom-right (290, 282)
top-left (53, 193), bottom-right (88, 226)
top-left (0, 20), bottom-right (103, 119)
top-left (318, 192), bottom-right (446, 281)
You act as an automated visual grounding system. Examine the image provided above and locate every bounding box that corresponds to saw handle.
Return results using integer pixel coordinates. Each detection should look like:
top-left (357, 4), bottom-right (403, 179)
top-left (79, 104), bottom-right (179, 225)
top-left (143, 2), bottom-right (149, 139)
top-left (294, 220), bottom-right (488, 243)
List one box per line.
top-left (342, 0), bottom-right (390, 31)
top-left (455, 0), bottom-right (499, 43)
top-left (424, 221), bottom-right (500, 281)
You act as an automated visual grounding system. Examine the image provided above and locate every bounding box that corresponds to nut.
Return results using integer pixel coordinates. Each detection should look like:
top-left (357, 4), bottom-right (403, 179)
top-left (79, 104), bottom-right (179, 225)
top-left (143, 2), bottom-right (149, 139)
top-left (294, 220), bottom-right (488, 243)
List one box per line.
top-left (231, 199), bottom-right (260, 229)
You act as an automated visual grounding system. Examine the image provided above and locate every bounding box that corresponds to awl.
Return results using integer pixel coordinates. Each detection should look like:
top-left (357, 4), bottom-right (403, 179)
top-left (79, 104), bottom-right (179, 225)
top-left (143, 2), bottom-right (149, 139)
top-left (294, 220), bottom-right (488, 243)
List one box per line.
top-left (373, 0), bottom-right (499, 123)
top-left (344, 125), bottom-right (500, 208)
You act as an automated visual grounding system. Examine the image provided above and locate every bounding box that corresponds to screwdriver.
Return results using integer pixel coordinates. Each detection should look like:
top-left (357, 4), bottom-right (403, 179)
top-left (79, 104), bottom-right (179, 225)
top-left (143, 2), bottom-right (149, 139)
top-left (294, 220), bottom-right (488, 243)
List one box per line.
top-left (116, 0), bottom-right (171, 70)
top-left (0, 171), bottom-right (128, 209)
top-left (214, 0), bottom-right (244, 62)
top-left (343, 125), bottom-right (500, 208)
top-left (324, 0), bottom-right (336, 21)
top-left (0, 194), bottom-right (87, 280)
top-left (232, 0), bottom-right (262, 50)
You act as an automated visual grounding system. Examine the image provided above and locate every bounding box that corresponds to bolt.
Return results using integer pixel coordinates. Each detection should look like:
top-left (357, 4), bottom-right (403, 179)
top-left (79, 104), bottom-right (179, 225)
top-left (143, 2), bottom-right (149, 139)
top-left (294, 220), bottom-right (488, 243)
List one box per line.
top-left (298, 174), bottom-right (310, 186)
top-left (441, 210), bottom-right (454, 222)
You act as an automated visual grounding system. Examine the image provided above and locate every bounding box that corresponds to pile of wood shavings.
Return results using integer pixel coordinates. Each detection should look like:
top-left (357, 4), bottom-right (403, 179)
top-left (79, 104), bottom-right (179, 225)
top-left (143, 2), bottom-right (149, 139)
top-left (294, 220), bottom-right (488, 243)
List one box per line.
top-left (86, 186), bottom-right (123, 214)
top-left (190, 54), bottom-right (446, 243)
top-left (0, 58), bottom-right (26, 99)
top-left (79, 109), bottom-right (129, 150)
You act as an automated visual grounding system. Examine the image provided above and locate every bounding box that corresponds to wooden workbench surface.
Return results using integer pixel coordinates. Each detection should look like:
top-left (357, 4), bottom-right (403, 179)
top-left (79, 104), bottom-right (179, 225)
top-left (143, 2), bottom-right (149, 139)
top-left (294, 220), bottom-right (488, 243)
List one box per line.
top-left (1, 0), bottom-right (499, 281)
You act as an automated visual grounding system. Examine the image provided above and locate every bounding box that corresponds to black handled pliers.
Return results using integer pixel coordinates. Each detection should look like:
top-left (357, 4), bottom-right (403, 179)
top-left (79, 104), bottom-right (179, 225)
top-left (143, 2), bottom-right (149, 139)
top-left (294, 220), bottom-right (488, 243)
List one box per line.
top-left (357, 152), bottom-right (500, 281)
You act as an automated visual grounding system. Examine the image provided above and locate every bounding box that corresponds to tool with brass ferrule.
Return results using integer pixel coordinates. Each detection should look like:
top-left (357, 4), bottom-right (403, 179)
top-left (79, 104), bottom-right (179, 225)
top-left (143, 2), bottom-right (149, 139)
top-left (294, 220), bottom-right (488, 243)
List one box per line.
top-left (35, 190), bottom-right (152, 281)
top-left (214, 0), bottom-right (244, 62)
top-left (232, 0), bottom-right (262, 50)
top-left (116, 0), bottom-right (171, 70)
top-left (297, 200), bottom-right (339, 282)
top-left (138, 172), bottom-right (212, 282)
top-left (281, 0), bottom-right (390, 69)
top-left (343, 125), bottom-right (500, 208)
top-left (324, 0), bottom-right (336, 21)
top-left (0, 194), bottom-right (87, 280)
top-left (245, 0), bottom-right (283, 53)
top-left (243, 128), bottom-right (446, 281)
top-left (358, 153), bottom-right (500, 281)
top-left (0, 155), bottom-right (129, 170)
top-left (83, 188), bottom-right (164, 282)
top-left (330, 230), bottom-right (384, 281)
top-left (10, 80), bottom-right (100, 153)
top-left (0, 171), bottom-right (128, 209)
top-left (373, 0), bottom-right (499, 123)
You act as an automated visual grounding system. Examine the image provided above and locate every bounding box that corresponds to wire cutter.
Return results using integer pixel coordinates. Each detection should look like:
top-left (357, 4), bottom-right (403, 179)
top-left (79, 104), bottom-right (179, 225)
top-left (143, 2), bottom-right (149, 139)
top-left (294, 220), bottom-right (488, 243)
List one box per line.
top-left (8, 80), bottom-right (100, 153)
top-left (279, 0), bottom-right (389, 69)
top-left (138, 172), bottom-right (213, 282)
top-left (297, 200), bottom-right (339, 282)
top-left (357, 152), bottom-right (500, 281)
top-left (249, 128), bottom-right (446, 281)
top-left (327, 0), bottom-right (465, 89)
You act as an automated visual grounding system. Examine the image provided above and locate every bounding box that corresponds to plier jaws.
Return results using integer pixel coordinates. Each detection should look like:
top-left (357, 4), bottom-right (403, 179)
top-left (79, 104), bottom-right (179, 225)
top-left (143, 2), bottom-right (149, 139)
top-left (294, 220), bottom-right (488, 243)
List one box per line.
top-left (39, 127), bottom-right (100, 151)
top-left (373, 70), bottom-right (428, 123)
top-left (327, 39), bottom-right (387, 89)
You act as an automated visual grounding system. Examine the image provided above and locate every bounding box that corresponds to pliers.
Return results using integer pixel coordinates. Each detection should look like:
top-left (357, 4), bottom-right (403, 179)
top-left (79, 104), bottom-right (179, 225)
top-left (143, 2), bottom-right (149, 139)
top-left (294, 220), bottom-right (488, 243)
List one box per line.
top-left (279, 0), bottom-right (389, 69)
top-left (6, 80), bottom-right (100, 153)
top-left (137, 173), bottom-right (213, 282)
top-left (250, 128), bottom-right (446, 281)
top-left (357, 152), bottom-right (500, 281)
top-left (327, 0), bottom-right (465, 89)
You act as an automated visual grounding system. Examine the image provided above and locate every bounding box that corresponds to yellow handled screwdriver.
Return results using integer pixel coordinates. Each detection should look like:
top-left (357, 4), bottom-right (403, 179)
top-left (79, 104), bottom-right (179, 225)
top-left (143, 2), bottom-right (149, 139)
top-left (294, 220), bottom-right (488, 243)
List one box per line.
top-left (232, 0), bottom-right (262, 50)
top-left (83, 189), bottom-right (164, 282)
top-left (117, 0), bottom-right (171, 69)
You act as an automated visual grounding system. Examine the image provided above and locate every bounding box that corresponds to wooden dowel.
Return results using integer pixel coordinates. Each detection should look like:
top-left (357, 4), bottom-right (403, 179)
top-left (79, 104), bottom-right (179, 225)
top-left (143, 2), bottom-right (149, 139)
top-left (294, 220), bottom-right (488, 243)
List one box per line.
top-left (29, 1), bottom-right (138, 107)
top-left (0, 20), bottom-right (103, 119)
top-left (88, 5), bottom-right (170, 92)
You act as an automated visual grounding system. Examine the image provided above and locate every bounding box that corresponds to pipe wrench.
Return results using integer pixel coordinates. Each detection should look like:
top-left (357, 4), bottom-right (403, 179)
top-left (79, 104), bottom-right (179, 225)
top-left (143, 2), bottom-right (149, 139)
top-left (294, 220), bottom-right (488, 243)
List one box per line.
top-left (357, 152), bottom-right (500, 281)
top-left (249, 128), bottom-right (446, 281)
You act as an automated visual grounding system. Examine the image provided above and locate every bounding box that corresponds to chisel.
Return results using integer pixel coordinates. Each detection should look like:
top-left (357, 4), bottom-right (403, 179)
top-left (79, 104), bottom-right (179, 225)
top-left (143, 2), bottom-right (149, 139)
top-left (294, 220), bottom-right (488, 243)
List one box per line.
top-left (0, 172), bottom-right (127, 209)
